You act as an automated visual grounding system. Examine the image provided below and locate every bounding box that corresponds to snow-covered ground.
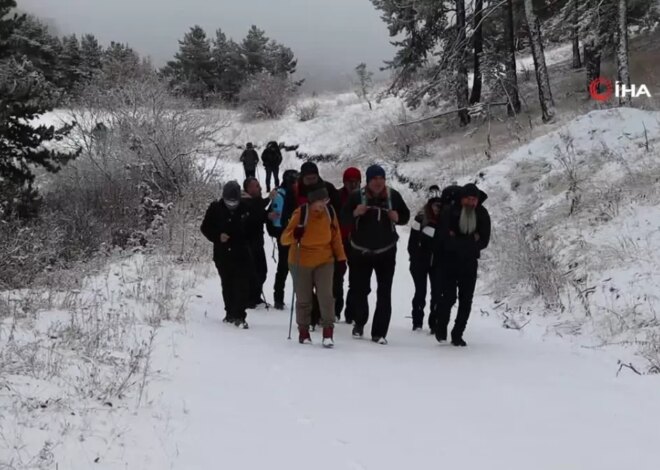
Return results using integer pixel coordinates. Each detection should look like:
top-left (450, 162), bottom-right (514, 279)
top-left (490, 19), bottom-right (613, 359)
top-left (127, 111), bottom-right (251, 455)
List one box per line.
top-left (5, 82), bottom-right (660, 468)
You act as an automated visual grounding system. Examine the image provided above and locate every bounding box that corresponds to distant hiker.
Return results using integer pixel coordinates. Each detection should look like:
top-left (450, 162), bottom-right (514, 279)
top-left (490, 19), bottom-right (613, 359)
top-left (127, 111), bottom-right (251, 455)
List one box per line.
top-left (281, 182), bottom-right (347, 347)
top-left (261, 141), bottom-right (283, 192)
top-left (267, 169), bottom-right (299, 310)
top-left (242, 177), bottom-right (271, 308)
top-left (342, 164), bottom-right (410, 344)
top-left (433, 183), bottom-right (491, 346)
top-left (337, 167), bottom-right (362, 323)
top-left (201, 181), bottom-right (260, 328)
top-left (408, 185), bottom-right (443, 332)
top-left (240, 142), bottom-right (259, 179)
top-left (294, 161), bottom-right (342, 329)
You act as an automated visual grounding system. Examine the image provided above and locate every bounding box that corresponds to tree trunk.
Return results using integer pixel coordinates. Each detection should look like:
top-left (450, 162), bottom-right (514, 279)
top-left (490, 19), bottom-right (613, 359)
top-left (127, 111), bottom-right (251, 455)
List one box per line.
top-left (469, 0), bottom-right (483, 104)
top-left (583, 39), bottom-right (601, 93)
top-left (504, 0), bottom-right (522, 115)
top-left (456, 0), bottom-right (471, 125)
top-left (571, 0), bottom-right (582, 68)
top-left (524, 0), bottom-right (555, 122)
top-left (617, 0), bottom-right (631, 105)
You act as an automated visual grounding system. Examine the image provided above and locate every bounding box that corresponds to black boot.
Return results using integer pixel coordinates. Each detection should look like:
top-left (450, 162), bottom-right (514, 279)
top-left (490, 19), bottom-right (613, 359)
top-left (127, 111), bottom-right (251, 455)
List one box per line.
top-left (352, 325), bottom-right (364, 338)
top-left (435, 323), bottom-right (447, 342)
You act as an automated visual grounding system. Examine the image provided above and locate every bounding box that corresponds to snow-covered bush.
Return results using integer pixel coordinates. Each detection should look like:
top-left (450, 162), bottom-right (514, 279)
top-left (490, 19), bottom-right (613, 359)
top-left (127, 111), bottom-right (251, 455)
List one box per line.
top-left (295, 101), bottom-right (320, 121)
top-left (239, 72), bottom-right (296, 119)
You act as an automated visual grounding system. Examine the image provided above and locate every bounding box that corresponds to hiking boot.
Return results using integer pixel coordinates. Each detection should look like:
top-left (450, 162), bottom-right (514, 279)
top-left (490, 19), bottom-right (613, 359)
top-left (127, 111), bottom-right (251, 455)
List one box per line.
top-left (451, 336), bottom-right (467, 347)
top-left (322, 327), bottom-right (334, 348)
top-left (298, 327), bottom-right (312, 344)
top-left (274, 301), bottom-right (285, 310)
top-left (372, 337), bottom-right (388, 345)
top-left (235, 319), bottom-right (249, 329)
top-left (412, 325), bottom-right (423, 332)
top-left (435, 324), bottom-right (447, 343)
top-left (352, 325), bottom-right (364, 338)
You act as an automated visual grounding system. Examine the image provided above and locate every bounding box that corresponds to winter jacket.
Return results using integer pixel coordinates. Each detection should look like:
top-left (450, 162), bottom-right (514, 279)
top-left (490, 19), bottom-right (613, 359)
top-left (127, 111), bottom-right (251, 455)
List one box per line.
top-left (200, 200), bottom-right (260, 262)
top-left (281, 205), bottom-right (347, 268)
top-left (338, 186), bottom-right (357, 243)
top-left (261, 143), bottom-right (283, 168)
top-left (435, 189), bottom-right (491, 261)
top-left (241, 192), bottom-right (269, 246)
top-left (240, 149), bottom-right (259, 170)
top-left (341, 187), bottom-right (411, 254)
top-left (408, 209), bottom-right (439, 268)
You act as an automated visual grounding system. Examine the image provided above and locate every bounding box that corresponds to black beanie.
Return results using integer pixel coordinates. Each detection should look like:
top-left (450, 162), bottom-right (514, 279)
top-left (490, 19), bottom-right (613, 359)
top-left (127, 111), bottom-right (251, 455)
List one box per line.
top-left (222, 181), bottom-right (241, 203)
top-left (301, 161), bottom-right (319, 176)
top-left (461, 183), bottom-right (480, 198)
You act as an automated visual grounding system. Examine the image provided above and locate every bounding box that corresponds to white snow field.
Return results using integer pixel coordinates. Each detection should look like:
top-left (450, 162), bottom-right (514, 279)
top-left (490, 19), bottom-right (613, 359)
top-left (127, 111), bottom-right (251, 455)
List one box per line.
top-left (4, 95), bottom-right (660, 468)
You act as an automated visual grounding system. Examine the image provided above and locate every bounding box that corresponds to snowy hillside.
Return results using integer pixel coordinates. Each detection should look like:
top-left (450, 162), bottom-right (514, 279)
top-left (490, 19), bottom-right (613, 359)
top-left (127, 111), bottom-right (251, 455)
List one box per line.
top-left (5, 91), bottom-right (660, 469)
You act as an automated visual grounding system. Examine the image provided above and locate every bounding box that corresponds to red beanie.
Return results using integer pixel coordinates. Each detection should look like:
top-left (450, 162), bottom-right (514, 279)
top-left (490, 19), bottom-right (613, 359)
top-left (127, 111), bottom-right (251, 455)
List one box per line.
top-left (343, 167), bottom-right (362, 182)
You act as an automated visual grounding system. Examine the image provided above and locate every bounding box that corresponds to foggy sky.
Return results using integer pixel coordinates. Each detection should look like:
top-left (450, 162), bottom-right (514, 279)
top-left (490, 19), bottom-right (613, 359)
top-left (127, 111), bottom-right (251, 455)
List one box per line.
top-left (18, 0), bottom-right (396, 91)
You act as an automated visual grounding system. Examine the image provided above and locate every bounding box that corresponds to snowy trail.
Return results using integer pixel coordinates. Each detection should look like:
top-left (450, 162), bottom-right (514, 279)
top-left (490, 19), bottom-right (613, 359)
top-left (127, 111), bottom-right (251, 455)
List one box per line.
top-left (147, 233), bottom-right (660, 470)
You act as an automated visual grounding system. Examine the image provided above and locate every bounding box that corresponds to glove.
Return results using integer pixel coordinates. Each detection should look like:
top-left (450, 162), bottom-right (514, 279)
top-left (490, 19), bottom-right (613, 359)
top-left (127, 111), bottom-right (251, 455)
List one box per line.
top-left (337, 260), bottom-right (347, 275)
top-left (293, 226), bottom-right (305, 241)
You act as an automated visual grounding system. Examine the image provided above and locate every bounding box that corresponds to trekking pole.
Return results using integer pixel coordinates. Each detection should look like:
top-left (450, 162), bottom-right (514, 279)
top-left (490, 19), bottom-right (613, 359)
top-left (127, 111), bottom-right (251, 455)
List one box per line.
top-left (288, 241), bottom-right (302, 340)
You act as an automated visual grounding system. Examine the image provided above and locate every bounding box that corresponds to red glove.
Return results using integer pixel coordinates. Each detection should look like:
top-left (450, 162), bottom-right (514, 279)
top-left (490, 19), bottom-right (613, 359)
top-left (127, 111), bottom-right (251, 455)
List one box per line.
top-left (293, 226), bottom-right (305, 240)
top-left (337, 260), bottom-right (347, 275)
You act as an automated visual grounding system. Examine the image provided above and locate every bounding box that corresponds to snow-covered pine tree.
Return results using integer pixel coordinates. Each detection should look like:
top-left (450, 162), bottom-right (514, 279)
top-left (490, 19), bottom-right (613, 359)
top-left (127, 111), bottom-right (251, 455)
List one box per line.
top-left (571, 0), bottom-right (582, 68)
top-left (266, 40), bottom-right (297, 77)
top-left (60, 34), bottom-right (82, 91)
top-left (523, 0), bottom-right (555, 122)
top-left (0, 3), bottom-right (79, 217)
top-left (354, 62), bottom-right (374, 110)
top-left (241, 25), bottom-right (269, 75)
top-left (8, 14), bottom-right (62, 88)
top-left (80, 33), bottom-right (103, 82)
top-left (211, 29), bottom-right (244, 102)
top-left (165, 26), bottom-right (214, 103)
top-left (456, 0), bottom-right (471, 125)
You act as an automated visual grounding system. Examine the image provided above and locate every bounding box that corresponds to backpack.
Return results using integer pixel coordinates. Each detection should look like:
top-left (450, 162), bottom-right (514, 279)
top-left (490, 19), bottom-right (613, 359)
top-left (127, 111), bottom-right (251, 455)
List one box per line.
top-left (360, 187), bottom-right (392, 210)
top-left (297, 202), bottom-right (339, 233)
top-left (266, 188), bottom-right (287, 238)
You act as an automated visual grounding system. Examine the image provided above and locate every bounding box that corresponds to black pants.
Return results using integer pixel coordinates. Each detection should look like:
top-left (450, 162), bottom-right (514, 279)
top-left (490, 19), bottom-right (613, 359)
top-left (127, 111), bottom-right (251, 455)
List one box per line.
top-left (333, 260), bottom-right (345, 320)
top-left (273, 241), bottom-right (289, 305)
top-left (265, 166), bottom-right (280, 191)
top-left (343, 247), bottom-right (357, 323)
top-left (248, 244), bottom-right (268, 304)
top-left (351, 247), bottom-right (397, 339)
top-left (437, 258), bottom-right (478, 339)
top-left (215, 259), bottom-right (249, 321)
top-left (410, 260), bottom-right (439, 329)
top-left (244, 167), bottom-right (256, 179)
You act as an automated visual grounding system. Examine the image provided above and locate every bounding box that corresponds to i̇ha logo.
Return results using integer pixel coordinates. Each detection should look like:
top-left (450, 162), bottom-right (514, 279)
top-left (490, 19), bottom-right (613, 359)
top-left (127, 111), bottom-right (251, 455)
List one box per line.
top-left (589, 77), bottom-right (653, 101)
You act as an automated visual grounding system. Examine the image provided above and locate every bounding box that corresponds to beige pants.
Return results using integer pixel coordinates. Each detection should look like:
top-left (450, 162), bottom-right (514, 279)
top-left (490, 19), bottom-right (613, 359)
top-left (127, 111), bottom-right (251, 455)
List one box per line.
top-left (290, 262), bottom-right (335, 329)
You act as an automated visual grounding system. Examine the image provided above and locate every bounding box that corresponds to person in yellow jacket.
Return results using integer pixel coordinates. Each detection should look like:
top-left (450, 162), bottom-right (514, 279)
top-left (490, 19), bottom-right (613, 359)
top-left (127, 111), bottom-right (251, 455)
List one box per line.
top-left (281, 182), bottom-right (347, 347)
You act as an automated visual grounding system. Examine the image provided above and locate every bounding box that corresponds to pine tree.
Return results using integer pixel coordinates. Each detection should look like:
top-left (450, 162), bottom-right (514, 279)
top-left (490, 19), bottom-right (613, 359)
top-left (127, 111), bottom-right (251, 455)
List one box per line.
top-left (166, 26), bottom-right (214, 103)
top-left (266, 41), bottom-right (297, 76)
top-left (80, 33), bottom-right (103, 82)
top-left (617, 0), bottom-right (631, 105)
top-left (469, 0), bottom-right (484, 105)
top-left (103, 41), bottom-right (142, 85)
top-left (60, 34), bottom-right (82, 90)
top-left (211, 29), bottom-right (244, 102)
top-left (456, 0), bottom-right (471, 125)
top-left (523, 0), bottom-right (555, 122)
top-left (0, 4), bottom-right (79, 217)
top-left (504, 0), bottom-right (522, 115)
top-left (571, 0), bottom-right (582, 68)
top-left (8, 14), bottom-right (61, 87)
top-left (241, 25), bottom-right (269, 75)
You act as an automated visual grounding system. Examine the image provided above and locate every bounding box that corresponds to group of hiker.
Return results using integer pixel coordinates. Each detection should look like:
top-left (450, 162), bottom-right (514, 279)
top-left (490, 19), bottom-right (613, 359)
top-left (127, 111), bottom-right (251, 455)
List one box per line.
top-left (201, 145), bottom-right (491, 349)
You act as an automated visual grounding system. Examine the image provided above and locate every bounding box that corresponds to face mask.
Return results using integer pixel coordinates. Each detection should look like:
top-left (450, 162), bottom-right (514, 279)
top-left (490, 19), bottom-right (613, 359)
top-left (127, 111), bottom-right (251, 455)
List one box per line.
top-left (224, 199), bottom-right (239, 210)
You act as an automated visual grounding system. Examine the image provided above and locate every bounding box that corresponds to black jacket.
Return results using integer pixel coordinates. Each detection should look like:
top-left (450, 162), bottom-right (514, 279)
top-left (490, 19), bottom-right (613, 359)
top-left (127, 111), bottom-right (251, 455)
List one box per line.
top-left (435, 189), bottom-right (491, 261)
top-left (240, 149), bottom-right (259, 170)
top-left (408, 210), bottom-right (439, 267)
top-left (241, 193), bottom-right (270, 246)
top-left (200, 200), bottom-right (260, 262)
top-left (342, 187), bottom-right (410, 253)
top-left (261, 144), bottom-right (282, 168)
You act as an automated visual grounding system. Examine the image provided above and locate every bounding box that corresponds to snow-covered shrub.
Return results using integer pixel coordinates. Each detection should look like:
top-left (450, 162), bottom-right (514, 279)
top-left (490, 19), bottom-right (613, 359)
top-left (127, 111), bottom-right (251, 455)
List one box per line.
top-left (239, 72), bottom-right (296, 119)
top-left (295, 101), bottom-right (320, 121)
